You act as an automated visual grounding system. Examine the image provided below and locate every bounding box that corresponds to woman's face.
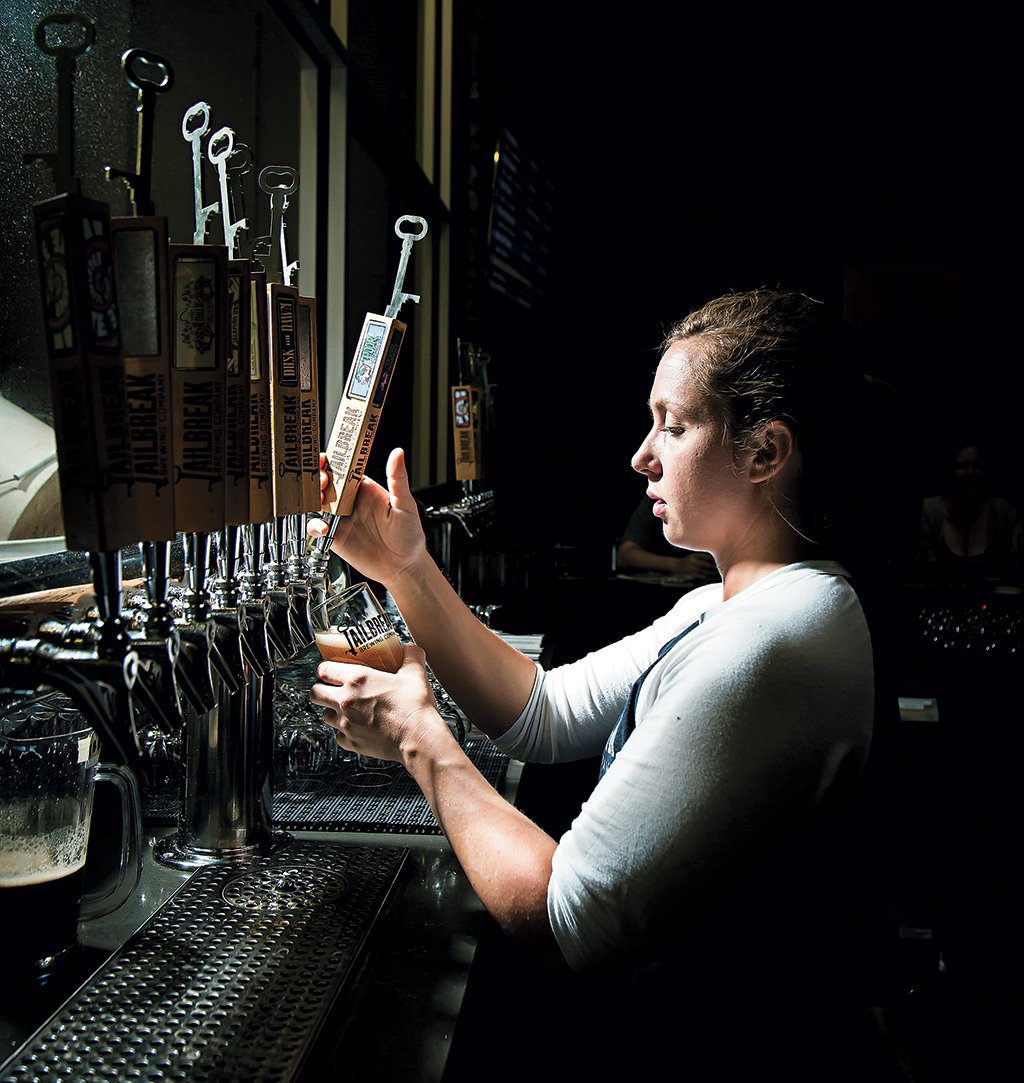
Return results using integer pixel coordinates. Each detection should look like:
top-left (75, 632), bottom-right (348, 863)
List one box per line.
top-left (952, 445), bottom-right (986, 496)
top-left (631, 342), bottom-right (754, 559)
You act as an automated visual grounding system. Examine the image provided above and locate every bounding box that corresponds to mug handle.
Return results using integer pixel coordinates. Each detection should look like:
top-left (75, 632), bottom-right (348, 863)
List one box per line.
top-left (80, 763), bottom-right (144, 921)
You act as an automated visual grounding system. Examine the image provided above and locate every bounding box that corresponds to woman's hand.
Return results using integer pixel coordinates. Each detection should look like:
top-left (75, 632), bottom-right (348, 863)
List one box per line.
top-left (309, 643), bottom-right (445, 763)
top-left (309, 447), bottom-right (428, 587)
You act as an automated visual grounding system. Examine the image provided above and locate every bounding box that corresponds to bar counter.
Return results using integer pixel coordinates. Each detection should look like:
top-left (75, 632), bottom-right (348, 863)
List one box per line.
top-left (0, 765), bottom-right (522, 1082)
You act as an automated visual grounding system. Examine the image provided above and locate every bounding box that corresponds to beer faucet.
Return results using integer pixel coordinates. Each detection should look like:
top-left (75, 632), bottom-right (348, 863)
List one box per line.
top-left (0, 635), bottom-right (139, 769)
top-left (155, 527), bottom-right (286, 870)
top-left (176, 533), bottom-right (244, 695)
top-left (153, 494), bottom-right (288, 872)
top-left (256, 518), bottom-right (299, 664)
top-left (242, 522), bottom-right (290, 664)
top-left (41, 554), bottom-right (180, 741)
top-left (127, 541), bottom-right (185, 724)
top-left (279, 515), bottom-right (315, 654)
top-left (216, 526), bottom-right (272, 679)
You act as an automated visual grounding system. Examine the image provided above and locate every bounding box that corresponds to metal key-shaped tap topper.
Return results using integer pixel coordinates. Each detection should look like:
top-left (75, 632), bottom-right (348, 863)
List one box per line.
top-left (252, 165), bottom-right (300, 285)
top-left (385, 215), bottom-right (430, 318)
top-left (104, 48), bottom-right (174, 217)
top-left (207, 126), bottom-right (248, 259)
top-left (22, 12), bottom-right (96, 196)
top-left (182, 101), bottom-right (220, 244)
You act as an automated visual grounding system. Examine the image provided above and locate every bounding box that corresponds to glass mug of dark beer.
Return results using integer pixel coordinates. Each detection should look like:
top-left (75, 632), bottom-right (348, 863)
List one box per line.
top-left (309, 582), bottom-right (405, 768)
top-left (0, 693), bottom-right (143, 982)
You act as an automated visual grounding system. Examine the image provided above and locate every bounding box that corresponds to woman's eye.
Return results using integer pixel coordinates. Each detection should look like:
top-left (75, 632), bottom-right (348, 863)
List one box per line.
top-left (660, 426), bottom-right (685, 436)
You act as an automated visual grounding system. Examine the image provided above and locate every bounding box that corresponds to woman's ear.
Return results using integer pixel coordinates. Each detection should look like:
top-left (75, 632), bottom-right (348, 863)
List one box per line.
top-left (748, 421), bottom-right (798, 483)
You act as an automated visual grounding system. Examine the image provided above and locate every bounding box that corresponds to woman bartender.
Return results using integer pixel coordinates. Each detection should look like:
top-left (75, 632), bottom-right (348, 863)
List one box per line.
top-left (309, 289), bottom-right (899, 1080)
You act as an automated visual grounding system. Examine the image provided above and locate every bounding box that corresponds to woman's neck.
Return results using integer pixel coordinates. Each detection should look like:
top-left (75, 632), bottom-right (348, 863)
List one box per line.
top-left (720, 537), bottom-right (819, 600)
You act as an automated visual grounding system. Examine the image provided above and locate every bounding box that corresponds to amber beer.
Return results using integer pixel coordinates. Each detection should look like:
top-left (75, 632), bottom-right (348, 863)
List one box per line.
top-left (314, 627), bottom-right (403, 672)
top-left (311, 583), bottom-right (404, 672)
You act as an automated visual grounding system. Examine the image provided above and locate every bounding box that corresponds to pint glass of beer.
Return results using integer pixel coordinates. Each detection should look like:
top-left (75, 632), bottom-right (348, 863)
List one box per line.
top-left (309, 581), bottom-right (404, 673)
top-left (309, 582), bottom-right (405, 770)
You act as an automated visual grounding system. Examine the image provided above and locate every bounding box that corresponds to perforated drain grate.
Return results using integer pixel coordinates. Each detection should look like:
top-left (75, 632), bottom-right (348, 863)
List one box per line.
top-left (271, 738), bottom-right (509, 833)
top-left (0, 841), bottom-right (408, 1083)
top-left (143, 738), bottom-right (509, 835)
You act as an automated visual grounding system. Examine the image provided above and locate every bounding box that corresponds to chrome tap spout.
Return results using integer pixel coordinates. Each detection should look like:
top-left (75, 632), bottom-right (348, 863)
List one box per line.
top-left (283, 514), bottom-right (315, 651)
top-left (265, 587), bottom-right (297, 664)
top-left (208, 608), bottom-right (245, 692)
top-left (238, 596), bottom-right (272, 677)
top-left (285, 579), bottom-right (314, 653)
top-left (173, 621), bottom-right (217, 714)
top-left (128, 630), bottom-right (183, 733)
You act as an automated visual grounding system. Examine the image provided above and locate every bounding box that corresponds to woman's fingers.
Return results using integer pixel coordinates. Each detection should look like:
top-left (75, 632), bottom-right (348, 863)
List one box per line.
top-left (385, 447), bottom-right (417, 510)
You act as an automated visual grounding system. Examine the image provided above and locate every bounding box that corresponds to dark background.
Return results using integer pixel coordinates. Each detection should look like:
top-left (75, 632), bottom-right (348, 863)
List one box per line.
top-left (464, 5), bottom-right (1020, 559)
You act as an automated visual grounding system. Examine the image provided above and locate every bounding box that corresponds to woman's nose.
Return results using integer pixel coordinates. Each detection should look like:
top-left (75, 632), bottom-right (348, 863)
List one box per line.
top-left (631, 436), bottom-right (657, 476)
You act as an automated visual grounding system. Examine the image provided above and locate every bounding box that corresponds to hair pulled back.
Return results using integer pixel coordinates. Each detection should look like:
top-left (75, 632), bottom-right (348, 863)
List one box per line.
top-left (665, 289), bottom-right (892, 574)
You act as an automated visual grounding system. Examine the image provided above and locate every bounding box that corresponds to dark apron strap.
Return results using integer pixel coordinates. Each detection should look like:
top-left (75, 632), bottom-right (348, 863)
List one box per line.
top-left (598, 619), bottom-right (700, 779)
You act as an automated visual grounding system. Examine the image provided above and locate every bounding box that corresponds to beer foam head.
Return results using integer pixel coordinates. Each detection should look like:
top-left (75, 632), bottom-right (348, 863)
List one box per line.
top-left (0, 814), bottom-right (88, 886)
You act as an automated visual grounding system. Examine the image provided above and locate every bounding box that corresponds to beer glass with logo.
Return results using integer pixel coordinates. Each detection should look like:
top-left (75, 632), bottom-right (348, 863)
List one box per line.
top-left (1, 692), bottom-right (144, 983)
top-left (310, 582), bottom-right (404, 768)
top-left (310, 581), bottom-right (404, 673)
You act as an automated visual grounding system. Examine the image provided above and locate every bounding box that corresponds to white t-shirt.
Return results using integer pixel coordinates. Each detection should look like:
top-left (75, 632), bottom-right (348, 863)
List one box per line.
top-left (492, 561), bottom-right (875, 973)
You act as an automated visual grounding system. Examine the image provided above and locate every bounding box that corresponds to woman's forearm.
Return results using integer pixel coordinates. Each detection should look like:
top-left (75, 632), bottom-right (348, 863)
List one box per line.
top-left (401, 720), bottom-right (558, 946)
top-left (386, 551), bottom-right (539, 738)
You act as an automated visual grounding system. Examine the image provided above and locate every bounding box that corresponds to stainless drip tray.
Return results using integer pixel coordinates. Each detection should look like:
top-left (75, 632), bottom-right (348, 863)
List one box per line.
top-left (271, 738), bottom-right (509, 833)
top-left (0, 841), bottom-right (409, 1082)
top-left (142, 738), bottom-right (509, 835)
